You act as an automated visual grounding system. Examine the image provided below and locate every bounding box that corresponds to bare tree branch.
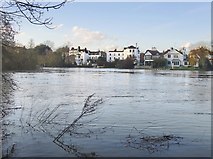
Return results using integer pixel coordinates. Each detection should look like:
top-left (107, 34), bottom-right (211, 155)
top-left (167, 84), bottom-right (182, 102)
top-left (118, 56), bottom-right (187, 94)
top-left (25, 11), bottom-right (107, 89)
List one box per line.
top-left (0, 0), bottom-right (71, 46)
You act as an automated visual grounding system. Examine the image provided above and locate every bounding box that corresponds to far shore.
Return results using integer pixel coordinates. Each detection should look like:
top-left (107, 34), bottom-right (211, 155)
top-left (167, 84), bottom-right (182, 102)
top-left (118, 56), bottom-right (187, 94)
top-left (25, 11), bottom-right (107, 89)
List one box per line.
top-left (3, 66), bottom-right (212, 73)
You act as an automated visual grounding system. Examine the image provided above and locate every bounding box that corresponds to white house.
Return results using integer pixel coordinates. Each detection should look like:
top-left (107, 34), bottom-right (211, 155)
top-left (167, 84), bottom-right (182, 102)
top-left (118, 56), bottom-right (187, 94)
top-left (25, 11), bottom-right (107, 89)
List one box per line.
top-left (89, 50), bottom-right (105, 61)
top-left (69, 46), bottom-right (89, 65)
top-left (68, 46), bottom-right (106, 66)
top-left (106, 45), bottom-right (140, 64)
top-left (163, 47), bottom-right (188, 68)
top-left (144, 47), bottom-right (161, 66)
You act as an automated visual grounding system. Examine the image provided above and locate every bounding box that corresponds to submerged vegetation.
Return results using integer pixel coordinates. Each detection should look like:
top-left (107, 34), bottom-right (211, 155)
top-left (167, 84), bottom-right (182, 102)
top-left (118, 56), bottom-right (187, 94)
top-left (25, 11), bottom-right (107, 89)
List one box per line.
top-left (124, 127), bottom-right (183, 153)
top-left (2, 92), bottom-right (107, 157)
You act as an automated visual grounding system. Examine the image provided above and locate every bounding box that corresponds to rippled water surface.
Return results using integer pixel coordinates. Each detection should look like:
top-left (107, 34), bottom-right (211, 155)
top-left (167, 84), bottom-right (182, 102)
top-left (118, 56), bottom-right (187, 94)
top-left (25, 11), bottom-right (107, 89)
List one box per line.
top-left (3, 68), bottom-right (211, 157)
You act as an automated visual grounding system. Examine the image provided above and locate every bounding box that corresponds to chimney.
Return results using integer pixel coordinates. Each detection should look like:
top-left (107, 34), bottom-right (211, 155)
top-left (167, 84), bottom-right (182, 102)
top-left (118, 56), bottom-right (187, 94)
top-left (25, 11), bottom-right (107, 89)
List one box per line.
top-left (152, 47), bottom-right (156, 50)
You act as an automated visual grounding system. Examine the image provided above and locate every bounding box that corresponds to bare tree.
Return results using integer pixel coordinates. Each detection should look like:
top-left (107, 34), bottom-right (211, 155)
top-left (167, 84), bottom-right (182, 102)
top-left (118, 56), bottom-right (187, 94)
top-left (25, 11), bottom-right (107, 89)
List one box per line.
top-left (27, 38), bottom-right (35, 49)
top-left (0, 0), bottom-right (70, 46)
top-left (43, 40), bottom-right (54, 50)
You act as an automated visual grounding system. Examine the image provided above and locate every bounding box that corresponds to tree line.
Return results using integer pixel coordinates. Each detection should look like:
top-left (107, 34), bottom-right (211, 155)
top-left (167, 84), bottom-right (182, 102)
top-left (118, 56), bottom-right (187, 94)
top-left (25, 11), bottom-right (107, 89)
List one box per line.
top-left (2, 43), bottom-right (69, 71)
top-left (2, 43), bottom-right (213, 71)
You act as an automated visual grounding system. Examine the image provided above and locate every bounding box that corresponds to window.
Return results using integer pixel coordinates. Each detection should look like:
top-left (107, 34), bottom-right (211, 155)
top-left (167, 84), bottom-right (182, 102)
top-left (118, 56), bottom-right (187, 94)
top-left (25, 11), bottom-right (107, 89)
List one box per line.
top-left (168, 61), bottom-right (171, 65)
top-left (184, 62), bottom-right (188, 65)
top-left (133, 50), bottom-right (134, 52)
top-left (174, 55), bottom-right (178, 58)
top-left (118, 54), bottom-right (120, 56)
top-left (109, 57), bottom-right (111, 60)
top-left (168, 54), bottom-right (171, 58)
top-left (173, 61), bottom-right (179, 65)
top-left (145, 55), bottom-right (152, 60)
top-left (130, 50), bottom-right (131, 52)
top-left (109, 53), bottom-right (111, 56)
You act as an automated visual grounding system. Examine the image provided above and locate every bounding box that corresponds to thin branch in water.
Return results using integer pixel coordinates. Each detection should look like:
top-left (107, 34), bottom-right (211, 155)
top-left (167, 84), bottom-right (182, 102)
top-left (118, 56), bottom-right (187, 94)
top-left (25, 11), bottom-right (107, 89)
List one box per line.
top-left (123, 127), bottom-right (183, 153)
top-left (54, 94), bottom-right (102, 141)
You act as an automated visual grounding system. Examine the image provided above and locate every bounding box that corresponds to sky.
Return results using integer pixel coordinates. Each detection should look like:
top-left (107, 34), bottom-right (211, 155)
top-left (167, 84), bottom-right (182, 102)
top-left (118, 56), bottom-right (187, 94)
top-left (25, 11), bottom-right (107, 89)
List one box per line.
top-left (15, 2), bottom-right (211, 52)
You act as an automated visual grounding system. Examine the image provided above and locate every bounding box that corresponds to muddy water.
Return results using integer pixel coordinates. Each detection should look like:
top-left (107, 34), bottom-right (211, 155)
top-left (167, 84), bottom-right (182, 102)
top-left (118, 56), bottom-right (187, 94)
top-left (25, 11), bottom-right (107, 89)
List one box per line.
top-left (2, 68), bottom-right (211, 157)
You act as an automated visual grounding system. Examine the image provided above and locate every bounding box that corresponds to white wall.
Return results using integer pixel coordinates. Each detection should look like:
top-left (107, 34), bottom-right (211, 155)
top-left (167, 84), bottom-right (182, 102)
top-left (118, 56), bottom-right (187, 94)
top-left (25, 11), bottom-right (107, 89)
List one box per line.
top-left (164, 49), bottom-right (184, 67)
top-left (106, 47), bottom-right (140, 63)
top-left (106, 51), bottom-right (125, 62)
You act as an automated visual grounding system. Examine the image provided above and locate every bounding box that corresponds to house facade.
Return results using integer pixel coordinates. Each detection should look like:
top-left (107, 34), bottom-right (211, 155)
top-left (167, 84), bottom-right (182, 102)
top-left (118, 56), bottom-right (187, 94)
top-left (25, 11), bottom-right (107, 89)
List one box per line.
top-left (64, 45), bottom-right (192, 68)
top-left (89, 51), bottom-right (106, 62)
top-left (106, 45), bottom-right (140, 64)
top-left (163, 47), bottom-right (188, 68)
top-left (144, 47), bottom-right (161, 66)
top-left (68, 46), bottom-right (106, 66)
top-left (68, 46), bottom-right (89, 65)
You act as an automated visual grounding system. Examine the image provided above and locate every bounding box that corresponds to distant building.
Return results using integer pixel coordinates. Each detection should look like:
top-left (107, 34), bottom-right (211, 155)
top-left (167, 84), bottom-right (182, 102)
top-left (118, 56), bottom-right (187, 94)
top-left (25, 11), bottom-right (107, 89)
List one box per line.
top-left (89, 50), bottom-right (106, 63)
top-left (67, 46), bottom-right (106, 66)
top-left (163, 47), bottom-right (188, 68)
top-left (144, 47), bottom-right (161, 66)
top-left (208, 52), bottom-right (213, 65)
top-left (106, 45), bottom-right (140, 64)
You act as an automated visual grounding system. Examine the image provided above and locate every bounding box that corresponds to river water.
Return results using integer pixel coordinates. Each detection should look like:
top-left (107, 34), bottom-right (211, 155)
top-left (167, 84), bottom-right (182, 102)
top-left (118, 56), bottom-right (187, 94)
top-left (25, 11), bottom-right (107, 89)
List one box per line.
top-left (2, 68), bottom-right (211, 157)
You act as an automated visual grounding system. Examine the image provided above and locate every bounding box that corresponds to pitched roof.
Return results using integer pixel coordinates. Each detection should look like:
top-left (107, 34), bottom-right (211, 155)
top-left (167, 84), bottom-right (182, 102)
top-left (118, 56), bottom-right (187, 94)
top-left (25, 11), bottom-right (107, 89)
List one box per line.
top-left (162, 48), bottom-right (183, 55)
top-left (109, 49), bottom-right (124, 52)
top-left (124, 45), bottom-right (137, 49)
top-left (145, 49), bottom-right (160, 56)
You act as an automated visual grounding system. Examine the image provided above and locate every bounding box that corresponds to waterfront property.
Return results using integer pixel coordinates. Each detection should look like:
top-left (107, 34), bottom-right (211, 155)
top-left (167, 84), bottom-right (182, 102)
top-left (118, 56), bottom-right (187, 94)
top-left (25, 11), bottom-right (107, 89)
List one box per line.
top-left (143, 47), bottom-right (161, 66)
top-left (163, 47), bottom-right (189, 68)
top-left (63, 44), bottom-right (213, 69)
top-left (106, 45), bottom-right (141, 65)
top-left (66, 46), bottom-right (106, 66)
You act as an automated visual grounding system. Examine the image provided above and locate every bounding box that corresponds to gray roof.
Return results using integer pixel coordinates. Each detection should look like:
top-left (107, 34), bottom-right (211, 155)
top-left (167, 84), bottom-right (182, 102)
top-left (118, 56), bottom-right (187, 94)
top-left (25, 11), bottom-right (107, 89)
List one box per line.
top-left (124, 45), bottom-right (137, 49)
top-left (162, 48), bottom-right (184, 55)
top-left (145, 49), bottom-right (161, 56)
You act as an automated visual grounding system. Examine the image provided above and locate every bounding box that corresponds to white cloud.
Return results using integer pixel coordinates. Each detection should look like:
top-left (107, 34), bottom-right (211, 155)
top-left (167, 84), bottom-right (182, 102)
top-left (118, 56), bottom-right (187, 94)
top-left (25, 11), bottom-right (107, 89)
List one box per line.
top-left (16, 31), bottom-right (26, 36)
top-left (53, 24), bottom-right (64, 30)
top-left (181, 42), bottom-right (191, 49)
top-left (15, 31), bottom-right (28, 44)
top-left (103, 44), bottom-right (123, 51)
top-left (63, 26), bottom-right (123, 50)
top-left (71, 26), bottom-right (106, 45)
top-left (179, 41), bottom-right (211, 53)
top-left (189, 41), bottom-right (211, 50)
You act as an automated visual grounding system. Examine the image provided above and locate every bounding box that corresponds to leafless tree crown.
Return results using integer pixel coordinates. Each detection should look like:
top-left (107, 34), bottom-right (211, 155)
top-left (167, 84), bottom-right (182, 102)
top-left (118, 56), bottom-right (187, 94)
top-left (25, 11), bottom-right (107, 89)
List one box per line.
top-left (0, 0), bottom-right (69, 45)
